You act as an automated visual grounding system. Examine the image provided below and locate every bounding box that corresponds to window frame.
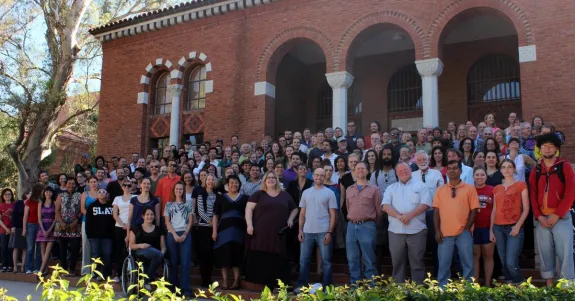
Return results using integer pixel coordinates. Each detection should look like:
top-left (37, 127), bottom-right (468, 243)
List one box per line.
top-left (152, 72), bottom-right (170, 115)
top-left (387, 64), bottom-right (422, 113)
top-left (185, 65), bottom-right (208, 111)
top-left (467, 54), bottom-right (521, 104)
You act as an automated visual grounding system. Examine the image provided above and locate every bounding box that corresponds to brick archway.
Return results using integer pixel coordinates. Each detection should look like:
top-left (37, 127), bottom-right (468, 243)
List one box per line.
top-left (255, 26), bottom-right (334, 84)
top-left (336, 11), bottom-right (426, 72)
top-left (137, 58), bottom-right (173, 104)
top-left (425, 0), bottom-right (534, 58)
top-left (171, 51), bottom-right (213, 86)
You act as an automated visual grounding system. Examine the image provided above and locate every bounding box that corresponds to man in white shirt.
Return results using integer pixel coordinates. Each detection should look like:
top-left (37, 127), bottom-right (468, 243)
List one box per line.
top-left (382, 162), bottom-right (432, 284)
top-left (411, 150), bottom-right (444, 277)
top-left (446, 149), bottom-right (473, 184)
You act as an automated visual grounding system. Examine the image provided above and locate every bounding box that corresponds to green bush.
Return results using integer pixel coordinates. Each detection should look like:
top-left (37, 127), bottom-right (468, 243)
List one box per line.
top-left (2, 260), bottom-right (575, 300)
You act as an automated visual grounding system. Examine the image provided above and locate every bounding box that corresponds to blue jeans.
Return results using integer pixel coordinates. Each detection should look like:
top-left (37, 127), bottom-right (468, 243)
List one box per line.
top-left (536, 212), bottom-right (575, 280)
top-left (134, 247), bottom-right (164, 283)
top-left (166, 231), bottom-right (192, 295)
top-left (493, 225), bottom-right (524, 283)
top-left (25, 223), bottom-right (41, 272)
top-left (89, 238), bottom-right (113, 279)
top-left (437, 230), bottom-right (474, 286)
top-left (346, 221), bottom-right (377, 284)
top-left (297, 232), bottom-right (333, 288)
top-left (0, 234), bottom-right (13, 268)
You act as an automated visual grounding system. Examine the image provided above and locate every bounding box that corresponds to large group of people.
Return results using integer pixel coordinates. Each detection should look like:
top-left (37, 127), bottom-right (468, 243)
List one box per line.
top-left (0, 112), bottom-right (573, 294)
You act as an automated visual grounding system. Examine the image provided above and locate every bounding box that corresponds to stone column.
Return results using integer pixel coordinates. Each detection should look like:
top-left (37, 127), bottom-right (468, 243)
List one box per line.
top-left (326, 71), bottom-right (354, 131)
top-left (415, 58), bottom-right (443, 127)
top-left (168, 84), bottom-right (183, 148)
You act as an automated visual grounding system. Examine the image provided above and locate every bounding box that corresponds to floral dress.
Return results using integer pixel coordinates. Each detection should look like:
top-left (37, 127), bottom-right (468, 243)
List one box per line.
top-left (54, 192), bottom-right (82, 238)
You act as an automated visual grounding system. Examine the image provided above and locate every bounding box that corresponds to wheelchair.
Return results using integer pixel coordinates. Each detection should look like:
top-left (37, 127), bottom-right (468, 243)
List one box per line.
top-left (121, 247), bottom-right (170, 296)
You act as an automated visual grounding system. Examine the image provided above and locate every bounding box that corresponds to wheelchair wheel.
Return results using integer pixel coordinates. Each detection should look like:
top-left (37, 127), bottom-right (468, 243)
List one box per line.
top-left (162, 259), bottom-right (170, 281)
top-left (122, 256), bottom-right (138, 296)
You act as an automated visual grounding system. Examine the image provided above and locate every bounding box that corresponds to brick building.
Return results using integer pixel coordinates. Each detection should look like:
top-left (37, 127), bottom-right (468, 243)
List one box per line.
top-left (90, 0), bottom-right (574, 158)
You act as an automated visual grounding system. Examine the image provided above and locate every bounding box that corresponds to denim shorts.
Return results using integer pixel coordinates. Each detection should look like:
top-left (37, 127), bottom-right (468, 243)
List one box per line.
top-left (473, 227), bottom-right (491, 245)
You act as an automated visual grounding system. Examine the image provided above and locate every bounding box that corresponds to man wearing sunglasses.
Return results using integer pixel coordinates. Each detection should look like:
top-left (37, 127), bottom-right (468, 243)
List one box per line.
top-left (156, 159), bottom-right (182, 216)
top-left (432, 160), bottom-right (479, 287)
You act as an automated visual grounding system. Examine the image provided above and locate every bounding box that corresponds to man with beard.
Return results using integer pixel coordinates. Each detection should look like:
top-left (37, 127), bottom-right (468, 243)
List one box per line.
top-left (308, 132), bottom-right (325, 167)
top-left (109, 156), bottom-right (120, 181)
top-left (369, 145), bottom-right (398, 273)
top-left (385, 128), bottom-right (402, 155)
top-left (529, 133), bottom-right (575, 286)
top-left (412, 151), bottom-right (444, 277)
top-left (106, 168), bottom-right (126, 201)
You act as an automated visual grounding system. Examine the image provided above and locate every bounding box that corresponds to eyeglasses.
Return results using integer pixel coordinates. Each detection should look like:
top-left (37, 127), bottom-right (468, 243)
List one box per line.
top-left (131, 181), bottom-right (137, 185)
top-left (451, 187), bottom-right (457, 198)
top-left (97, 190), bottom-right (107, 194)
top-left (168, 164), bottom-right (177, 167)
top-left (122, 184), bottom-right (131, 187)
top-left (151, 165), bottom-right (160, 168)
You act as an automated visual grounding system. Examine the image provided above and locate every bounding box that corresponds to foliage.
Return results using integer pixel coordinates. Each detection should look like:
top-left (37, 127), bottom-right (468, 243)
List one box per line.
top-left (0, 111), bottom-right (18, 189)
top-left (0, 0), bottom-right (177, 196)
top-left (2, 263), bottom-right (575, 301)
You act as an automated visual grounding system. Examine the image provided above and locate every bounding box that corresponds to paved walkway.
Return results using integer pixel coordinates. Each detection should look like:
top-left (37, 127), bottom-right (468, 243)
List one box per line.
top-left (0, 280), bottom-right (43, 300)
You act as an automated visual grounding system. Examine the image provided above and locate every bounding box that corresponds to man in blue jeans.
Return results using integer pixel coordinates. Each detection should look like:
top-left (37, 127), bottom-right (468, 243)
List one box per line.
top-left (296, 168), bottom-right (337, 291)
top-left (345, 162), bottom-right (383, 284)
top-left (433, 160), bottom-right (479, 287)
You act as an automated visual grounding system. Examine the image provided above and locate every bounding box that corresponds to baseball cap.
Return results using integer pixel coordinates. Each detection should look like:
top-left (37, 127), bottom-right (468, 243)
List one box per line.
top-left (337, 137), bottom-right (346, 143)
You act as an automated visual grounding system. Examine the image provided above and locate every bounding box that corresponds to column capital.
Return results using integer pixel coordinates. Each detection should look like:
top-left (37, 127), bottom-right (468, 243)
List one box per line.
top-left (415, 58), bottom-right (443, 77)
top-left (167, 84), bottom-right (183, 96)
top-left (326, 71), bottom-right (354, 89)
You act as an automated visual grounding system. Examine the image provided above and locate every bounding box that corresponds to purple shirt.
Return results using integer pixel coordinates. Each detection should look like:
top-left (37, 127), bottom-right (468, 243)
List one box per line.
top-left (283, 168), bottom-right (298, 182)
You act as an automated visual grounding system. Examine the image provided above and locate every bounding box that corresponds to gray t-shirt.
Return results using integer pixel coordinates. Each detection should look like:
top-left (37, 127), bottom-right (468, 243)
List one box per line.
top-left (300, 186), bottom-right (337, 233)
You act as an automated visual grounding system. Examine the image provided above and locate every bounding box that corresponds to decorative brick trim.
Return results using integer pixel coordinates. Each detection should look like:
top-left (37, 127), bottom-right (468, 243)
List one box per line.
top-left (137, 59), bottom-right (173, 105)
top-left (336, 11), bottom-right (426, 71)
top-left (518, 45), bottom-right (536, 63)
top-left (254, 81), bottom-right (276, 98)
top-left (91, 0), bottom-right (281, 41)
top-left (174, 50), bottom-right (213, 94)
top-left (256, 26), bottom-right (334, 83)
top-left (425, 0), bottom-right (534, 58)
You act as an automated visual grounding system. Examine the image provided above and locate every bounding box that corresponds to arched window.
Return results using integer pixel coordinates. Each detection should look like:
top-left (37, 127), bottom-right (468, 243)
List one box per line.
top-left (186, 65), bottom-right (207, 110)
top-left (387, 64), bottom-right (422, 113)
top-left (467, 54), bottom-right (521, 104)
top-left (153, 73), bottom-right (170, 115)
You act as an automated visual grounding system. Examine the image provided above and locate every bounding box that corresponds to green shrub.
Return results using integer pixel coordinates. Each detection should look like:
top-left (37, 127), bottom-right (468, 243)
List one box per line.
top-left (2, 260), bottom-right (575, 300)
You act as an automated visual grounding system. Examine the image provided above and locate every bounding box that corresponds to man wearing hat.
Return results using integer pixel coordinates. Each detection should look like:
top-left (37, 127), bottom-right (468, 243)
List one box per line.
top-left (335, 137), bottom-right (349, 159)
top-left (529, 133), bottom-right (575, 286)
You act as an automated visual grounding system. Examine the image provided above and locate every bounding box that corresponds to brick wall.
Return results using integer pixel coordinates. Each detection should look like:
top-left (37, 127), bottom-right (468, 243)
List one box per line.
top-left (95, 0), bottom-right (575, 160)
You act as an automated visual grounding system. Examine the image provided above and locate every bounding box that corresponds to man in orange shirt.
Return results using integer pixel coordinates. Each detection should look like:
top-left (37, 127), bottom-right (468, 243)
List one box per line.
top-left (433, 160), bottom-right (479, 286)
top-left (156, 159), bottom-right (182, 216)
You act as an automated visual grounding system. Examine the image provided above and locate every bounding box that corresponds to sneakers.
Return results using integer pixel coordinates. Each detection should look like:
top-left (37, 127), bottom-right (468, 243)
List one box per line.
top-left (25, 270), bottom-right (32, 274)
top-left (112, 276), bottom-right (120, 283)
top-left (1, 267), bottom-right (6, 272)
top-left (32, 270), bottom-right (39, 274)
top-left (144, 283), bottom-right (152, 291)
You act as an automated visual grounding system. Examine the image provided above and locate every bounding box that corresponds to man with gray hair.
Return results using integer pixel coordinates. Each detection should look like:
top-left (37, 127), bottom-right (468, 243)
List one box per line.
top-left (412, 150), bottom-right (444, 277)
top-left (482, 127), bottom-right (493, 141)
top-left (382, 162), bottom-right (432, 284)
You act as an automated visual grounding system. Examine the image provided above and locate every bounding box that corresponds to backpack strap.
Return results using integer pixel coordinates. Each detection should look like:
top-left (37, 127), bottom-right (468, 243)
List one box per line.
top-left (554, 162), bottom-right (566, 184)
top-left (374, 170), bottom-right (380, 186)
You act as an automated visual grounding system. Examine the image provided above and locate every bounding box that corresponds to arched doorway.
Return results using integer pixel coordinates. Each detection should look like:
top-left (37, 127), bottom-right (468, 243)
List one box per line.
top-left (274, 39), bottom-right (327, 136)
top-left (346, 23), bottom-right (417, 133)
top-left (438, 7), bottom-right (521, 127)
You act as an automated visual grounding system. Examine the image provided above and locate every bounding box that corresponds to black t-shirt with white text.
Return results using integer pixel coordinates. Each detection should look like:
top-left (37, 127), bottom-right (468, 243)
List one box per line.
top-left (85, 201), bottom-right (115, 239)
